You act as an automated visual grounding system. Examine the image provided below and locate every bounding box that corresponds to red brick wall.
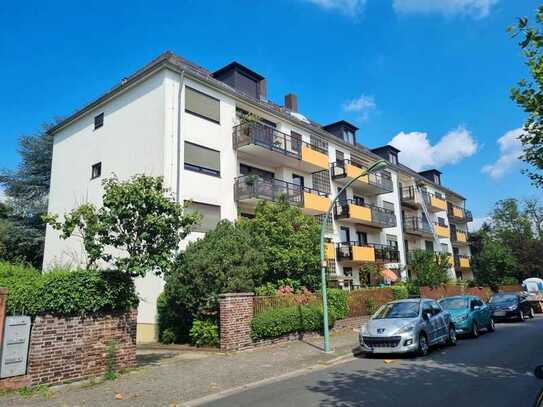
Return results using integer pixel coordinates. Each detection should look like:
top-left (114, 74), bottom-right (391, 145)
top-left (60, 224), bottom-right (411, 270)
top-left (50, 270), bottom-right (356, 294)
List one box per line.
top-left (0, 310), bottom-right (137, 389)
top-left (218, 293), bottom-right (254, 352)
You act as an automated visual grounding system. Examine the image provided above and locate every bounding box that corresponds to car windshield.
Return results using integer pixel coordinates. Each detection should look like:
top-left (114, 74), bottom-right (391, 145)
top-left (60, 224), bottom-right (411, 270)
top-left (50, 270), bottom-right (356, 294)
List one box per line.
top-left (372, 302), bottom-right (420, 319)
top-left (489, 294), bottom-right (517, 304)
top-left (439, 298), bottom-right (468, 310)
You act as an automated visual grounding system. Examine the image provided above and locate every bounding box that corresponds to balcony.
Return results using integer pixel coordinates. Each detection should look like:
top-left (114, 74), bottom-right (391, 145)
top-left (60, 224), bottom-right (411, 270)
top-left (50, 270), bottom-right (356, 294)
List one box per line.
top-left (403, 216), bottom-right (433, 237)
top-left (234, 175), bottom-right (330, 216)
top-left (447, 202), bottom-right (470, 223)
top-left (337, 242), bottom-right (400, 265)
top-left (454, 255), bottom-right (471, 270)
top-left (421, 191), bottom-right (448, 212)
top-left (334, 199), bottom-right (396, 228)
top-left (400, 186), bottom-right (421, 209)
top-left (325, 242), bottom-right (336, 260)
top-left (233, 122), bottom-right (329, 173)
top-left (434, 223), bottom-right (450, 239)
top-left (465, 210), bottom-right (473, 222)
top-left (451, 229), bottom-right (469, 246)
top-left (331, 160), bottom-right (393, 195)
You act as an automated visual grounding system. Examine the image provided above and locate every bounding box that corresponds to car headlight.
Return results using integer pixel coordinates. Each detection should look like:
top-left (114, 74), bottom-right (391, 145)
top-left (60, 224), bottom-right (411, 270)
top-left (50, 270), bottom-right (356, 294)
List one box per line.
top-left (360, 324), bottom-right (369, 335)
top-left (396, 322), bottom-right (416, 334)
top-left (454, 315), bottom-right (469, 322)
top-left (508, 305), bottom-right (517, 311)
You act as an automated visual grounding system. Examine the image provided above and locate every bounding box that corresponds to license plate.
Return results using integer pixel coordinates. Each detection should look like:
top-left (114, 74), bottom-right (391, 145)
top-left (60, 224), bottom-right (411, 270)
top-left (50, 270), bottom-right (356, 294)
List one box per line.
top-left (494, 311), bottom-right (506, 316)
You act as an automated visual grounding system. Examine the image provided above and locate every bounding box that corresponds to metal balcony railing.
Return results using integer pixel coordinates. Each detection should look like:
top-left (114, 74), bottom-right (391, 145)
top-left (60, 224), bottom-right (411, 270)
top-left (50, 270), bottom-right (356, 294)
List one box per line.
top-left (403, 216), bottom-right (433, 235)
top-left (334, 199), bottom-right (396, 227)
top-left (400, 186), bottom-right (417, 202)
top-left (330, 160), bottom-right (393, 193)
top-left (234, 175), bottom-right (328, 206)
top-left (232, 121), bottom-right (328, 157)
top-left (451, 229), bottom-right (469, 243)
top-left (336, 242), bottom-right (400, 263)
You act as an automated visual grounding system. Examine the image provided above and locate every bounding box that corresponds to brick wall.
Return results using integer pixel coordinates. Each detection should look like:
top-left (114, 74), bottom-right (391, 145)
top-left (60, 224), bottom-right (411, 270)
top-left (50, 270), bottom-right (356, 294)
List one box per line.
top-left (0, 309), bottom-right (137, 389)
top-left (218, 293), bottom-right (254, 352)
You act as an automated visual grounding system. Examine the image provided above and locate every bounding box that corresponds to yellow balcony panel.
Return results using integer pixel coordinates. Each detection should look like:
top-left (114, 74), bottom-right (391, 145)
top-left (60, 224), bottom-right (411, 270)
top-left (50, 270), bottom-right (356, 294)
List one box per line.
top-left (348, 204), bottom-right (372, 223)
top-left (452, 206), bottom-right (465, 219)
top-left (303, 192), bottom-right (330, 215)
top-left (460, 257), bottom-right (470, 269)
top-left (301, 145), bottom-right (329, 171)
top-left (430, 196), bottom-right (448, 212)
top-left (456, 231), bottom-right (467, 243)
top-left (436, 225), bottom-right (450, 238)
top-left (448, 255), bottom-right (454, 266)
top-left (352, 246), bottom-right (376, 263)
top-left (345, 164), bottom-right (369, 184)
top-left (325, 243), bottom-right (335, 260)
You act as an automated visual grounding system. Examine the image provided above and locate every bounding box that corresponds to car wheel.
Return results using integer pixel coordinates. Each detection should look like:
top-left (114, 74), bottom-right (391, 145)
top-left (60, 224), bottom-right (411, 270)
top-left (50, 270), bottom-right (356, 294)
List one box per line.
top-left (417, 333), bottom-right (429, 357)
top-left (447, 325), bottom-right (457, 346)
top-left (529, 307), bottom-right (535, 319)
top-left (487, 318), bottom-right (495, 332)
top-left (471, 321), bottom-right (479, 338)
top-left (519, 310), bottom-right (525, 322)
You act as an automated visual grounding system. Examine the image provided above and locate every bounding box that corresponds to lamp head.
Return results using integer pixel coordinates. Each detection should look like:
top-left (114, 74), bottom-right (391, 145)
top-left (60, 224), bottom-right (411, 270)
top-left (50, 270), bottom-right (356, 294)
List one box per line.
top-left (367, 159), bottom-right (389, 174)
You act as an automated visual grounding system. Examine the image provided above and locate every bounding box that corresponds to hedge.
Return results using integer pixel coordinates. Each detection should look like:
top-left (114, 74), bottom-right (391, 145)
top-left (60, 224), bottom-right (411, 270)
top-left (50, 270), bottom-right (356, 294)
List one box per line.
top-left (0, 261), bottom-right (138, 316)
top-left (250, 305), bottom-right (336, 340)
top-left (327, 288), bottom-right (349, 319)
top-left (392, 285), bottom-right (409, 300)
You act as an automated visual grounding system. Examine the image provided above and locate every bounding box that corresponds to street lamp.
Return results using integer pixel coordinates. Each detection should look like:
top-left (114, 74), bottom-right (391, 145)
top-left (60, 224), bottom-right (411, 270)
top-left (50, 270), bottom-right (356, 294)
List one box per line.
top-left (319, 159), bottom-right (389, 353)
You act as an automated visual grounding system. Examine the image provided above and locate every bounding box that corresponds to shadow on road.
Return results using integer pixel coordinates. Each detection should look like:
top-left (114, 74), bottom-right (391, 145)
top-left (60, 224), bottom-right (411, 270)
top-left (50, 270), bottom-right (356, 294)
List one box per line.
top-left (136, 351), bottom-right (178, 367)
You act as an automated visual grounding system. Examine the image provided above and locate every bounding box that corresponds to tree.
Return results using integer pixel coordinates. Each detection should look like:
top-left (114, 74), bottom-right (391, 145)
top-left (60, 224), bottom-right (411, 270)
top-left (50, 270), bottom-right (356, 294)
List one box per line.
top-left (489, 198), bottom-right (533, 244)
top-left (524, 197), bottom-right (543, 239)
top-left (46, 175), bottom-right (199, 277)
top-left (0, 122), bottom-right (57, 267)
top-left (247, 199), bottom-right (321, 289)
top-left (409, 250), bottom-right (449, 288)
top-left (510, 8), bottom-right (543, 188)
top-left (472, 236), bottom-right (518, 288)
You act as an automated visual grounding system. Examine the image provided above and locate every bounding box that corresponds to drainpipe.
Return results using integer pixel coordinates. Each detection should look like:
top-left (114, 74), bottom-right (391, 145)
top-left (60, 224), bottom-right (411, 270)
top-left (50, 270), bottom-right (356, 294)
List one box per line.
top-left (176, 70), bottom-right (185, 203)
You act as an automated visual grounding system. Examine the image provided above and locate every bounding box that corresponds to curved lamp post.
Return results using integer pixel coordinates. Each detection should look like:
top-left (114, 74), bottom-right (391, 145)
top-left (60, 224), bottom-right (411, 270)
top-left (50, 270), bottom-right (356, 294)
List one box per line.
top-left (320, 159), bottom-right (389, 353)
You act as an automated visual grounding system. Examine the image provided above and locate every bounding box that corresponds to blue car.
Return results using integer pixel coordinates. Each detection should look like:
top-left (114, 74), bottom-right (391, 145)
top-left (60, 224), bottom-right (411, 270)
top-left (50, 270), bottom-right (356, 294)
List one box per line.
top-left (438, 295), bottom-right (495, 337)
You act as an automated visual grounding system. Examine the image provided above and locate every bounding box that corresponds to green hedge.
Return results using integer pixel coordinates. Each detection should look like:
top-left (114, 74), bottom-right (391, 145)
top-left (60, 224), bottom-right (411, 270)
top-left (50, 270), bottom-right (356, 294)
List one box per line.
top-left (0, 261), bottom-right (138, 316)
top-left (190, 320), bottom-right (219, 347)
top-left (327, 288), bottom-right (349, 319)
top-left (392, 285), bottom-right (409, 300)
top-left (251, 305), bottom-right (336, 341)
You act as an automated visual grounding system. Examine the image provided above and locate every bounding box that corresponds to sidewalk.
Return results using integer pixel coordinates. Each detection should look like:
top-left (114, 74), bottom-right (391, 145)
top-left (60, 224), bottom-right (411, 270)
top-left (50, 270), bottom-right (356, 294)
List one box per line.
top-left (2, 327), bottom-right (363, 406)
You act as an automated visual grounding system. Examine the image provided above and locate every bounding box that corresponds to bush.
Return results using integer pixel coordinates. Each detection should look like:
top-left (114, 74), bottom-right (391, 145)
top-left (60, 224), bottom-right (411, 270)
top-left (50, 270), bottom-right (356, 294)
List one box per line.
top-left (160, 328), bottom-right (176, 345)
top-left (190, 320), bottom-right (219, 347)
top-left (392, 285), bottom-right (409, 300)
top-left (251, 305), bottom-right (336, 340)
top-left (0, 261), bottom-right (138, 316)
top-left (157, 291), bottom-right (192, 344)
top-left (406, 281), bottom-right (420, 297)
top-left (327, 289), bottom-right (349, 320)
top-left (255, 282), bottom-right (277, 297)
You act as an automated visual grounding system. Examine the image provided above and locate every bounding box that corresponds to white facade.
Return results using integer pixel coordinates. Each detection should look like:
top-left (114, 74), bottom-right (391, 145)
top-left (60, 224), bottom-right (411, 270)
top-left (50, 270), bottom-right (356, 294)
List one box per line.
top-left (43, 54), bottom-right (472, 343)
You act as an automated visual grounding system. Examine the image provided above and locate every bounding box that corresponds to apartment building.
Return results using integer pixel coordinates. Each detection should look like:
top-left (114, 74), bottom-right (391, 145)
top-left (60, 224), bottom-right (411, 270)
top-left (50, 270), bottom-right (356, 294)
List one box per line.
top-left (43, 51), bottom-right (472, 343)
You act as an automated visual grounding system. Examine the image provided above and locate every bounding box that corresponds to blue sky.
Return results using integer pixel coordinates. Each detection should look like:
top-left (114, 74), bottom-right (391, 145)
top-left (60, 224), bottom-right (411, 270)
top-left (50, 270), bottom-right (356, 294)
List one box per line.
top-left (1, 0), bottom-right (542, 224)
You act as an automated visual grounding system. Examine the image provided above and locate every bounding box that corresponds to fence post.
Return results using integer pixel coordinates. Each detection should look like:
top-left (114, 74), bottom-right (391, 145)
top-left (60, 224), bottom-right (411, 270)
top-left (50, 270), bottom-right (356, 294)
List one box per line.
top-left (0, 288), bottom-right (7, 347)
top-left (218, 293), bottom-right (254, 352)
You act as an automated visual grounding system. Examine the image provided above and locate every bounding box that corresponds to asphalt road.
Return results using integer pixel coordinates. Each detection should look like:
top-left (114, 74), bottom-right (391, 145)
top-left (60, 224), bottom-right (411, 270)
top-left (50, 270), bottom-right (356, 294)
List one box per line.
top-left (205, 316), bottom-right (543, 407)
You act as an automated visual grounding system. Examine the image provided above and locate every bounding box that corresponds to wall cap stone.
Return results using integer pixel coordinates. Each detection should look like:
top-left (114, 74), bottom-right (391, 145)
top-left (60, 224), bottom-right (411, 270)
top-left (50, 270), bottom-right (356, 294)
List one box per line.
top-left (219, 293), bottom-right (255, 298)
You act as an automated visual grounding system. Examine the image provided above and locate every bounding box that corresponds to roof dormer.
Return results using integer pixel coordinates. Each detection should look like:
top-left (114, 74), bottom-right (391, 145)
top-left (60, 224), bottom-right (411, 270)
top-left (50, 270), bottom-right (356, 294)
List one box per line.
top-left (322, 120), bottom-right (358, 145)
top-left (212, 62), bottom-right (267, 100)
top-left (371, 145), bottom-right (400, 165)
top-left (418, 169), bottom-right (442, 185)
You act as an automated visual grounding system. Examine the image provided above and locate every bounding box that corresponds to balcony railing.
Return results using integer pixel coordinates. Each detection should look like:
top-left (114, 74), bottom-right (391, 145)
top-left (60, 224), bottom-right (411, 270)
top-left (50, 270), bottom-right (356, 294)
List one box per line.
top-left (465, 210), bottom-right (473, 222)
top-left (330, 160), bottom-right (393, 193)
top-left (234, 175), bottom-right (328, 206)
top-left (336, 242), bottom-right (400, 263)
top-left (447, 202), bottom-right (469, 222)
top-left (454, 255), bottom-right (471, 269)
top-left (421, 191), bottom-right (448, 212)
top-left (403, 216), bottom-right (433, 235)
top-left (334, 199), bottom-right (396, 228)
top-left (233, 121), bottom-right (328, 157)
top-left (451, 229), bottom-right (469, 244)
top-left (401, 186), bottom-right (416, 202)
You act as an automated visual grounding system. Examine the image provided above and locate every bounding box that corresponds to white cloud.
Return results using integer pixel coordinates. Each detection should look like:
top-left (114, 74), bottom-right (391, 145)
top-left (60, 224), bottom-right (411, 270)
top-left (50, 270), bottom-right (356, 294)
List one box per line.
top-left (302, 0), bottom-right (367, 15)
top-left (343, 94), bottom-right (376, 121)
top-left (481, 128), bottom-right (524, 179)
top-left (389, 126), bottom-right (478, 171)
top-left (393, 0), bottom-right (498, 19)
top-left (470, 216), bottom-right (490, 232)
top-left (0, 188), bottom-right (4, 203)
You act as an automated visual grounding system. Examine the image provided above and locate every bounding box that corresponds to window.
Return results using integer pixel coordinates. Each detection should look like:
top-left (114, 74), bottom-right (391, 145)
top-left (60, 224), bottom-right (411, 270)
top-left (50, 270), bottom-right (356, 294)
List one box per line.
top-left (336, 150), bottom-right (344, 164)
top-left (383, 201), bottom-right (395, 212)
top-left (292, 174), bottom-right (305, 190)
top-left (184, 142), bottom-right (220, 177)
top-left (425, 240), bottom-right (434, 252)
top-left (441, 243), bottom-right (449, 253)
top-left (291, 131), bottom-right (302, 153)
top-left (356, 231), bottom-right (367, 245)
top-left (343, 129), bottom-right (354, 144)
top-left (438, 217), bottom-right (446, 227)
top-left (340, 227), bottom-right (351, 243)
top-left (185, 202), bottom-right (221, 233)
top-left (240, 164), bottom-right (274, 179)
top-left (353, 195), bottom-right (365, 206)
top-left (185, 86), bottom-right (220, 123)
top-left (434, 174), bottom-right (441, 185)
top-left (91, 162), bottom-right (101, 179)
top-left (386, 234), bottom-right (398, 249)
top-left (389, 153), bottom-right (398, 165)
top-left (94, 113), bottom-right (104, 130)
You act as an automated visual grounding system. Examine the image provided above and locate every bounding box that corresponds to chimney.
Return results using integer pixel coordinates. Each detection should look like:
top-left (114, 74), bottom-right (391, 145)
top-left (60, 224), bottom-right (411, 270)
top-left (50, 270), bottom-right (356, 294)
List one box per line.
top-left (284, 93), bottom-right (298, 112)
top-left (259, 79), bottom-right (267, 100)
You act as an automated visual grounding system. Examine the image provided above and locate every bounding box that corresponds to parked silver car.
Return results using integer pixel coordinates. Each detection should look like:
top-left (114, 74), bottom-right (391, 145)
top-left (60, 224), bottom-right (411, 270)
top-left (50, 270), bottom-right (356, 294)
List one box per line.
top-left (359, 298), bottom-right (457, 356)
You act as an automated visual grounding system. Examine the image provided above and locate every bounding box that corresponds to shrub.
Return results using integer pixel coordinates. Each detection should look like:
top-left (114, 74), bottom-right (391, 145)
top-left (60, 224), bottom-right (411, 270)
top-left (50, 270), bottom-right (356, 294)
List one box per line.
top-left (160, 328), bottom-right (176, 345)
top-left (250, 305), bottom-right (336, 341)
top-left (255, 282), bottom-right (277, 297)
top-left (327, 289), bottom-right (349, 320)
top-left (0, 261), bottom-right (138, 316)
top-left (157, 291), bottom-right (192, 344)
top-left (406, 281), bottom-right (420, 297)
top-left (392, 285), bottom-right (409, 300)
top-left (190, 320), bottom-right (219, 347)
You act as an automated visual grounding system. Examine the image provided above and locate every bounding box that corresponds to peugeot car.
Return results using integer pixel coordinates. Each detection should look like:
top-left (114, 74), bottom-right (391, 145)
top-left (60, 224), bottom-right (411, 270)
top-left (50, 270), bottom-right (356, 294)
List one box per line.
top-left (359, 298), bottom-right (456, 356)
top-left (488, 292), bottom-right (535, 322)
top-left (439, 295), bottom-right (495, 337)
